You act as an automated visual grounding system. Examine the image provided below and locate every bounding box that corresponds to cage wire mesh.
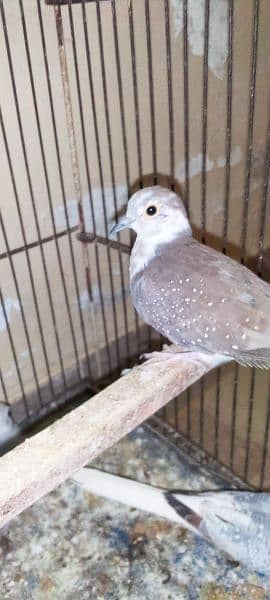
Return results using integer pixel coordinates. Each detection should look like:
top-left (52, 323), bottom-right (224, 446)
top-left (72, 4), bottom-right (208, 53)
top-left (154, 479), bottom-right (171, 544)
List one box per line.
top-left (0, 0), bottom-right (270, 489)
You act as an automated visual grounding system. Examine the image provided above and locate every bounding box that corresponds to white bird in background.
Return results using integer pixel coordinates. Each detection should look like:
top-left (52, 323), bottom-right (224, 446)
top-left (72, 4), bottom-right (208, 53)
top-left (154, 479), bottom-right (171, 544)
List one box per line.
top-left (72, 468), bottom-right (270, 575)
top-left (0, 403), bottom-right (19, 446)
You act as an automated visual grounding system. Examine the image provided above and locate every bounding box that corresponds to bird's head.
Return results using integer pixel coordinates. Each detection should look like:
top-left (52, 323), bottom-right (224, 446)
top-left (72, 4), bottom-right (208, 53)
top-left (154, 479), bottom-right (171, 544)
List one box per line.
top-left (111, 186), bottom-right (191, 243)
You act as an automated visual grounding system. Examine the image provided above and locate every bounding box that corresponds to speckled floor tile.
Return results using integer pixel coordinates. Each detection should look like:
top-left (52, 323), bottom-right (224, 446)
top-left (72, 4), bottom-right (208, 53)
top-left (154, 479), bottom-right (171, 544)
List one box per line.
top-left (0, 427), bottom-right (269, 600)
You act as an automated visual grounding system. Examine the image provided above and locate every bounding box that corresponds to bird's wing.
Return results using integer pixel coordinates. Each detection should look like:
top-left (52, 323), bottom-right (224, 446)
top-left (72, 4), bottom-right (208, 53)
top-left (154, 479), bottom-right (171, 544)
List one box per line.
top-left (139, 239), bottom-right (270, 367)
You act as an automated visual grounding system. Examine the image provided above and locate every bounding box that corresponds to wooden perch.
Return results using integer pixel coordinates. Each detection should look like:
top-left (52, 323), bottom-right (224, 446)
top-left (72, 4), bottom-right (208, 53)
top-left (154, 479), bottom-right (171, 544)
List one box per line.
top-left (0, 350), bottom-right (218, 529)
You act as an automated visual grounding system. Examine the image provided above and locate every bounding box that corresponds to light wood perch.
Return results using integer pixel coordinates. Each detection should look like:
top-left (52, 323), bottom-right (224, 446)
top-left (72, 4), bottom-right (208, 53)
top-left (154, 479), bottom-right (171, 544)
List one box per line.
top-left (0, 351), bottom-right (217, 529)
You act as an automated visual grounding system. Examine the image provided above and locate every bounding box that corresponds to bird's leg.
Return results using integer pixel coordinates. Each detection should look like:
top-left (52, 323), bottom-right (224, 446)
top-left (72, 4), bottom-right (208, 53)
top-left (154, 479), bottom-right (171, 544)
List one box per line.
top-left (140, 345), bottom-right (228, 369)
top-left (140, 343), bottom-right (189, 362)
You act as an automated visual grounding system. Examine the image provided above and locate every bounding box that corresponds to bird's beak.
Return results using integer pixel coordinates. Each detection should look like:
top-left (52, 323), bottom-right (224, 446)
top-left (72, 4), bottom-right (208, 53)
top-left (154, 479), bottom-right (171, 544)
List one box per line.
top-left (110, 216), bottom-right (134, 235)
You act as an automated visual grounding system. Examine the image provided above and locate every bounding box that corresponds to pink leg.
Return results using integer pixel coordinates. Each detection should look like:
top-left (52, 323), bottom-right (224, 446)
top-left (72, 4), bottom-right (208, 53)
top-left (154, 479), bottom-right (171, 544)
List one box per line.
top-left (140, 343), bottom-right (188, 362)
top-left (140, 345), bottom-right (229, 369)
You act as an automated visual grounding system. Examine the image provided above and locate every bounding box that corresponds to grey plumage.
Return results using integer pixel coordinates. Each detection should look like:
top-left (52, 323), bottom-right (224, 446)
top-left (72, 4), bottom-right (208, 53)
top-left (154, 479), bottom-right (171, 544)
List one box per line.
top-left (166, 490), bottom-right (270, 574)
top-left (73, 468), bottom-right (270, 574)
top-left (112, 186), bottom-right (270, 368)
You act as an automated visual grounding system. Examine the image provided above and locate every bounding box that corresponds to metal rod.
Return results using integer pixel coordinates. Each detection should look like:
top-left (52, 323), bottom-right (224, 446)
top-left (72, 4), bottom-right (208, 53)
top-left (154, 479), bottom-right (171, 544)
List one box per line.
top-left (257, 104), bottom-right (270, 277)
top-left (241, 0), bottom-right (260, 482)
top-left (164, 0), bottom-right (174, 188)
top-left (0, 120), bottom-right (43, 409)
top-left (82, 0), bottom-right (131, 373)
top-left (182, 0), bottom-right (192, 438)
top-left (81, 0), bottom-right (113, 371)
top-left (145, 0), bottom-right (157, 183)
top-left (19, 0), bottom-right (68, 392)
top-left (110, 0), bottom-right (135, 360)
top-left (128, 0), bottom-right (152, 353)
top-left (128, 0), bottom-right (143, 185)
top-left (217, 0), bottom-right (234, 463)
top-left (199, 0), bottom-right (210, 445)
top-left (201, 0), bottom-right (210, 242)
top-left (1, 2), bottom-right (55, 400)
top-left (55, 4), bottom-right (94, 382)
top-left (183, 0), bottom-right (190, 214)
top-left (223, 0), bottom-right (234, 250)
top-left (223, 0), bottom-right (237, 472)
top-left (229, 363), bottom-right (239, 471)
top-left (0, 226), bottom-right (78, 261)
top-left (241, 0), bottom-right (259, 261)
top-left (37, 0), bottom-right (85, 382)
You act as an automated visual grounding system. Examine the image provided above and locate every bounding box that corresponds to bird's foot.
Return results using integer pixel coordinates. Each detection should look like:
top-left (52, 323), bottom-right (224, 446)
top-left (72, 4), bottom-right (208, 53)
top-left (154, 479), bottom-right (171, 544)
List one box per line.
top-left (140, 345), bottom-right (228, 369)
top-left (140, 344), bottom-right (194, 365)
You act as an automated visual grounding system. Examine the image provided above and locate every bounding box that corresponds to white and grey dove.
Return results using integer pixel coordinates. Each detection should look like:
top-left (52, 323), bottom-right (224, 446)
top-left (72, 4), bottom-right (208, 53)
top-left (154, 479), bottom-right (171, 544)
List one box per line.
top-left (73, 467), bottom-right (270, 574)
top-left (111, 186), bottom-right (270, 368)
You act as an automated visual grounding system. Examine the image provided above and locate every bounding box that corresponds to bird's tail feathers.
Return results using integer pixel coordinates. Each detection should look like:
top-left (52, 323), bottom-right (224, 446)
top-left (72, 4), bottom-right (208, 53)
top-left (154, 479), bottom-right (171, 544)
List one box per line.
top-left (235, 347), bottom-right (270, 369)
top-left (165, 492), bottom-right (203, 534)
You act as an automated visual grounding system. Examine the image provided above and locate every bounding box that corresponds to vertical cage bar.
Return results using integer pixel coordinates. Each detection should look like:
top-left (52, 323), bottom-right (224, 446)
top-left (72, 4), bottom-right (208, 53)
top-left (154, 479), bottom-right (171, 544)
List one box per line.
top-left (81, 0), bottom-right (113, 372)
top-left (65, 1), bottom-right (103, 378)
top-left (254, 71), bottom-right (270, 489)
top-left (229, 364), bottom-right (238, 470)
top-left (241, 0), bottom-right (260, 482)
top-left (128, 0), bottom-right (143, 187)
top-left (19, 0), bottom-right (68, 392)
top-left (0, 116), bottom-right (43, 409)
top-left (183, 0), bottom-right (190, 214)
top-left (55, 4), bottom-right (95, 381)
top-left (145, 0), bottom-right (157, 184)
top-left (201, 0), bottom-right (210, 243)
top-left (111, 0), bottom-right (136, 361)
top-left (91, 0), bottom-right (127, 372)
top-left (182, 0), bottom-right (192, 439)
top-left (37, 0), bottom-right (92, 383)
top-left (216, 0), bottom-right (234, 462)
top-left (257, 106), bottom-right (270, 277)
top-left (199, 0), bottom-right (210, 446)
top-left (241, 0), bottom-right (259, 261)
top-left (223, 0), bottom-right (234, 250)
top-left (128, 0), bottom-right (153, 352)
top-left (164, 0), bottom-right (174, 188)
top-left (1, 0), bottom-right (56, 400)
top-left (36, 0), bottom-right (83, 384)
top-left (71, 0), bottom-right (132, 369)
top-left (163, 0), bottom-right (177, 425)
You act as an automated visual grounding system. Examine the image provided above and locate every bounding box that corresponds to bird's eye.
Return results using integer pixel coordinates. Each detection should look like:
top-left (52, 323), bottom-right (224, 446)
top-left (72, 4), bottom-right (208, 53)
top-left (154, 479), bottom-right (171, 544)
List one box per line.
top-left (146, 205), bottom-right (157, 216)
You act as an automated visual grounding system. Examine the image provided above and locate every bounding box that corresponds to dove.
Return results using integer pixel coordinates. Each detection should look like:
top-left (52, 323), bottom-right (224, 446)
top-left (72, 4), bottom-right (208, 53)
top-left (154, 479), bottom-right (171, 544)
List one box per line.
top-left (111, 186), bottom-right (270, 369)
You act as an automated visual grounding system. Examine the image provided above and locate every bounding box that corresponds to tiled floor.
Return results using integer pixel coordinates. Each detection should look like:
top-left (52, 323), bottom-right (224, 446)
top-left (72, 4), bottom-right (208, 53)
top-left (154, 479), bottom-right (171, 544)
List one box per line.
top-left (0, 426), bottom-right (269, 599)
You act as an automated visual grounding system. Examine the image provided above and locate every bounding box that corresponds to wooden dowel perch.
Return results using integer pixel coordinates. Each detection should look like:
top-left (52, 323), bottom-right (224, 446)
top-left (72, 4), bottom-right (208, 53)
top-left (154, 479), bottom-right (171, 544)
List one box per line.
top-left (0, 350), bottom-right (217, 529)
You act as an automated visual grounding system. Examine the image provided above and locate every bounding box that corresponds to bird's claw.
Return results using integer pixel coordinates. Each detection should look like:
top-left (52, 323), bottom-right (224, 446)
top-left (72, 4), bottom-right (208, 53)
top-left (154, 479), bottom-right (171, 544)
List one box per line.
top-left (140, 344), bottom-right (194, 366)
top-left (140, 344), bottom-right (188, 361)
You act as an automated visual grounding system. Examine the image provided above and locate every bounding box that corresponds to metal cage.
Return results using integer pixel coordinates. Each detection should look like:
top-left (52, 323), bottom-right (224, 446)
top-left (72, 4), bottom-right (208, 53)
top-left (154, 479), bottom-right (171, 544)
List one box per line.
top-left (1, 0), bottom-right (270, 489)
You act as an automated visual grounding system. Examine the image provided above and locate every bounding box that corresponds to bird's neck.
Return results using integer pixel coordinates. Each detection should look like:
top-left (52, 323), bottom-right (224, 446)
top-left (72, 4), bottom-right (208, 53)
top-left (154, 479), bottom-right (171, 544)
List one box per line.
top-left (130, 229), bottom-right (191, 278)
